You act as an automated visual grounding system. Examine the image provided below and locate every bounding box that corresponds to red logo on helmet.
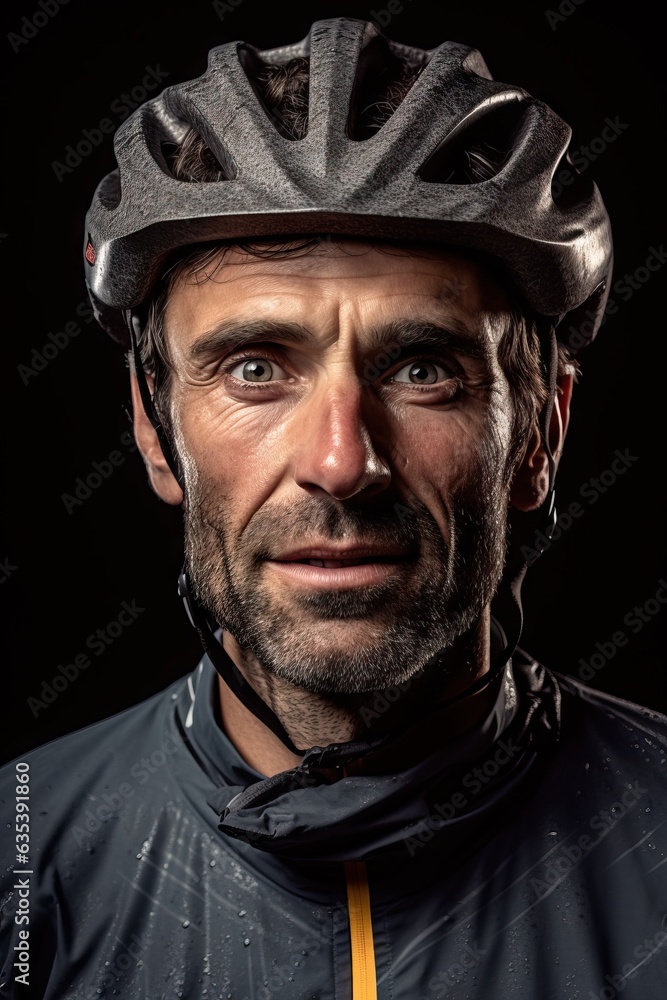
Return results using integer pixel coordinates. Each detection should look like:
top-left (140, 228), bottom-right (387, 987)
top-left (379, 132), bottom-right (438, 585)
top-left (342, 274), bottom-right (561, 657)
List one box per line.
top-left (85, 241), bottom-right (96, 265)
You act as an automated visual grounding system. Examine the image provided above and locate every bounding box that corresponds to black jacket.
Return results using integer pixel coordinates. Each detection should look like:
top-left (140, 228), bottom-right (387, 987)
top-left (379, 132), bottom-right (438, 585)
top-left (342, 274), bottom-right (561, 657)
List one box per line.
top-left (2, 649), bottom-right (667, 999)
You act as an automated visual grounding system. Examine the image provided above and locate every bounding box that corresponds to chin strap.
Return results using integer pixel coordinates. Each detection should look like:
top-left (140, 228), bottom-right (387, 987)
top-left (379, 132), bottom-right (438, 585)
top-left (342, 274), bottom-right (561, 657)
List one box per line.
top-left (177, 569), bottom-right (310, 757)
top-left (128, 310), bottom-right (560, 763)
top-left (534, 325), bottom-right (560, 552)
top-left (127, 309), bottom-right (183, 487)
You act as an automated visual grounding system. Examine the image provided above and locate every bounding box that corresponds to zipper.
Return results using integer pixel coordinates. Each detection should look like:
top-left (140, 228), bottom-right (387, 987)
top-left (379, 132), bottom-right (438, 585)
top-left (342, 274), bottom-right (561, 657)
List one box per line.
top-left (344, 858), bottom-right (378, 1000)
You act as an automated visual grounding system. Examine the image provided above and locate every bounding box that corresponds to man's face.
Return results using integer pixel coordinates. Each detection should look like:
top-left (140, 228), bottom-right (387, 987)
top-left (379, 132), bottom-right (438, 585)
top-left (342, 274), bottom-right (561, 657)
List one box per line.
top-left (160, 242), bottom-right (520, 696)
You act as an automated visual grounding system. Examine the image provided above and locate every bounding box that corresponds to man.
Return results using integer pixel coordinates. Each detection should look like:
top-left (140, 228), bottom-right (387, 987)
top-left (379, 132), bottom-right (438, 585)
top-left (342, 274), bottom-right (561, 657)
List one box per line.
top-left (2, 18), bottom-right (666, 999)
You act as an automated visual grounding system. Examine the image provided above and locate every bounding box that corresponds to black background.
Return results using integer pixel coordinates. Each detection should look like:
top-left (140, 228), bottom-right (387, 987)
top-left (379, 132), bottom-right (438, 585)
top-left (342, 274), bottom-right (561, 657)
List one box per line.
top-left (2, 0), bottom-right (665, 765)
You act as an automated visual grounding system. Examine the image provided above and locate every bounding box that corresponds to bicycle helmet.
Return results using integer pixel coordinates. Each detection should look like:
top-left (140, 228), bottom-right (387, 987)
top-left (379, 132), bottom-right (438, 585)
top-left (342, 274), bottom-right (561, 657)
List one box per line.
top-left (84, 17), bottom-right (612, 349)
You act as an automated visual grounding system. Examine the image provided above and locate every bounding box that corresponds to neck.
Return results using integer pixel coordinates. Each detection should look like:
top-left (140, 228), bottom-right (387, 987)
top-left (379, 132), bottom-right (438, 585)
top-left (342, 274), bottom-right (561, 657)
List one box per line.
top-left (217, 608), bottom-right (496, 777)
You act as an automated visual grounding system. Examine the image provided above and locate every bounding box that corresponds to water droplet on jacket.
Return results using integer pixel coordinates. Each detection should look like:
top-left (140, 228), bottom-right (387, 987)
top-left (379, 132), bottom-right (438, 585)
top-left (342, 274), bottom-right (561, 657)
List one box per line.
top-left (182, 920), bottom-right (190, 928)
top-left (243, 937), bottom-right (250, 946)
top-left (209, 860), bottom-right (216, 867)
top-left (238, 909), bottom-right (247, 917)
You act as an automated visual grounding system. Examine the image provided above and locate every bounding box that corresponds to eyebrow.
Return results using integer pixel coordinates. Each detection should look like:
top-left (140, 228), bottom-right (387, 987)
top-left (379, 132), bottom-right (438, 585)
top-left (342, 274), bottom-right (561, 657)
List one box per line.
top-left (366, 319), bottom-right (491, 363)
top-left (186, 318), bottom-right (491, 366)
top-left (187, 321), bottom-right (313, 363)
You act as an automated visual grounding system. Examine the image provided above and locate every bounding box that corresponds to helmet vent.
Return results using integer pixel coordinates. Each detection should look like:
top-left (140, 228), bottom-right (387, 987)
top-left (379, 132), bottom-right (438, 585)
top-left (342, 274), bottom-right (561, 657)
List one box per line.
top-left (551, 150), bottom-right (595, 209)
top-left (419, 99), bottom-right (526, 184)
top-left (348, 36), bottom-right (428, 140)
top-left (96, 169), bottom-right (122, 210)
top-left (239, 46), bottom-right (310, 140)
top-left (161, 129), bottom-right (237, 182)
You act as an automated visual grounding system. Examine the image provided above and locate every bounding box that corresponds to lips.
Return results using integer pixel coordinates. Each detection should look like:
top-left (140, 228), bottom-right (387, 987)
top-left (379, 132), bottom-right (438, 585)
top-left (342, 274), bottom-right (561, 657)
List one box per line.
top-left (300, 556), bottom-right (398, 568)
top-left (273, 546), bottom-right (416, 566)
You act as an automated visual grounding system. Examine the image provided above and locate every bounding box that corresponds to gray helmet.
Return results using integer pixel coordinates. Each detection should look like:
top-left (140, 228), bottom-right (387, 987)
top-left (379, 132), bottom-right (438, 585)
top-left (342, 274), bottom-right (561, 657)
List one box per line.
top-left (84, 17), bottom-right (612, 349)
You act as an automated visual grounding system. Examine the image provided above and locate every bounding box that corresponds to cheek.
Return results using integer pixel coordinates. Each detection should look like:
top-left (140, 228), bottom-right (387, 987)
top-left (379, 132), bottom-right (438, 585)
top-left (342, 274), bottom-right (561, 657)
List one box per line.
top-left (183, 390), bottom-right (284, 447)
top-left (177, 394), bottom-right (294, 511)
top-left (390, 406), bottom-right (488, 490)
top-left (386, 409), bottom-right (494, 548)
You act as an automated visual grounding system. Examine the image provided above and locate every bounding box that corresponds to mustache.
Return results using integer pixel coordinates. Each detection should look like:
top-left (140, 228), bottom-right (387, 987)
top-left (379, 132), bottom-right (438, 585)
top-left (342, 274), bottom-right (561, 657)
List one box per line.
top-left (233, 495), bottom-right (435, 562)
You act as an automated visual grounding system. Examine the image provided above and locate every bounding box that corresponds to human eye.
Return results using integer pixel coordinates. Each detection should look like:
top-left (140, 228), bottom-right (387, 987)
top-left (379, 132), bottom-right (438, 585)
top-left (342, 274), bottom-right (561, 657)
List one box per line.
top-left (223, 351), bottom-right (290, 384)
top-left (389, 358), bottom-right (459, 386)
top-left (379, 346), bottom-right (464, 402)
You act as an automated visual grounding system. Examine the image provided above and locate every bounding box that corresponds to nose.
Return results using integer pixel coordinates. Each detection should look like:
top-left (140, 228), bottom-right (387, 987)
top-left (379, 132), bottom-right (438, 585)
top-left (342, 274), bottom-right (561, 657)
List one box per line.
top-left (291, 376), bottom-right (391, 501)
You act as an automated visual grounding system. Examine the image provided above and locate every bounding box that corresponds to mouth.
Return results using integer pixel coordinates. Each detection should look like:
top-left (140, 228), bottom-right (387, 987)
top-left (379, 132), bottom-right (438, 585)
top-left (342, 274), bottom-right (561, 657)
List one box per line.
top-left (294, 555), bottom-right (406, 568)
top-left (266, 551), bottom-right (416, 588)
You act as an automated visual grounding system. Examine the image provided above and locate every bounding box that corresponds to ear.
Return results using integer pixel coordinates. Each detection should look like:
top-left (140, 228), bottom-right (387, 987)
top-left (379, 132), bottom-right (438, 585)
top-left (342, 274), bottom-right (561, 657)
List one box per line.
top-left (129, 371), bottom-right (184, 505)
top-left (510, 373), bottom-right (574, 512)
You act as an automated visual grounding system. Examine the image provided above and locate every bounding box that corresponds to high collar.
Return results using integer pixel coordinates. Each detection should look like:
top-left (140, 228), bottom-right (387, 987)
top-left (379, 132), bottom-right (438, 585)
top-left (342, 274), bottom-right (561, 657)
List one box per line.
top-left (177, 649), bottom-right (561, 868)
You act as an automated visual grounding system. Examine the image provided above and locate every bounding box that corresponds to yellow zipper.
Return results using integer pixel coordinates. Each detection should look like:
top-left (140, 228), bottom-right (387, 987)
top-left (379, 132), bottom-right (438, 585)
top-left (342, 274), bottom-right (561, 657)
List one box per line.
top-left (344, 859), bottom-right (378, 1000)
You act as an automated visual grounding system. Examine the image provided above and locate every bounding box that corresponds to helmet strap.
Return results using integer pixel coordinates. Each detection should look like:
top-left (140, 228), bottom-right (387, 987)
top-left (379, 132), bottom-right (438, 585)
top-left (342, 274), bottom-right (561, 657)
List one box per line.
top-left (126, 309), bottom-right (184, 488)
top-left (534, 324), bottom-right (559, 550)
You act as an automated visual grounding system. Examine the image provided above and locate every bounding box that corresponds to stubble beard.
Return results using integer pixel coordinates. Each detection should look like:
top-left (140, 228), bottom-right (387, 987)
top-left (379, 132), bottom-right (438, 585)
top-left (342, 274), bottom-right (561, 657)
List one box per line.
top-left (183, 442), bottom-right (510, 697)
